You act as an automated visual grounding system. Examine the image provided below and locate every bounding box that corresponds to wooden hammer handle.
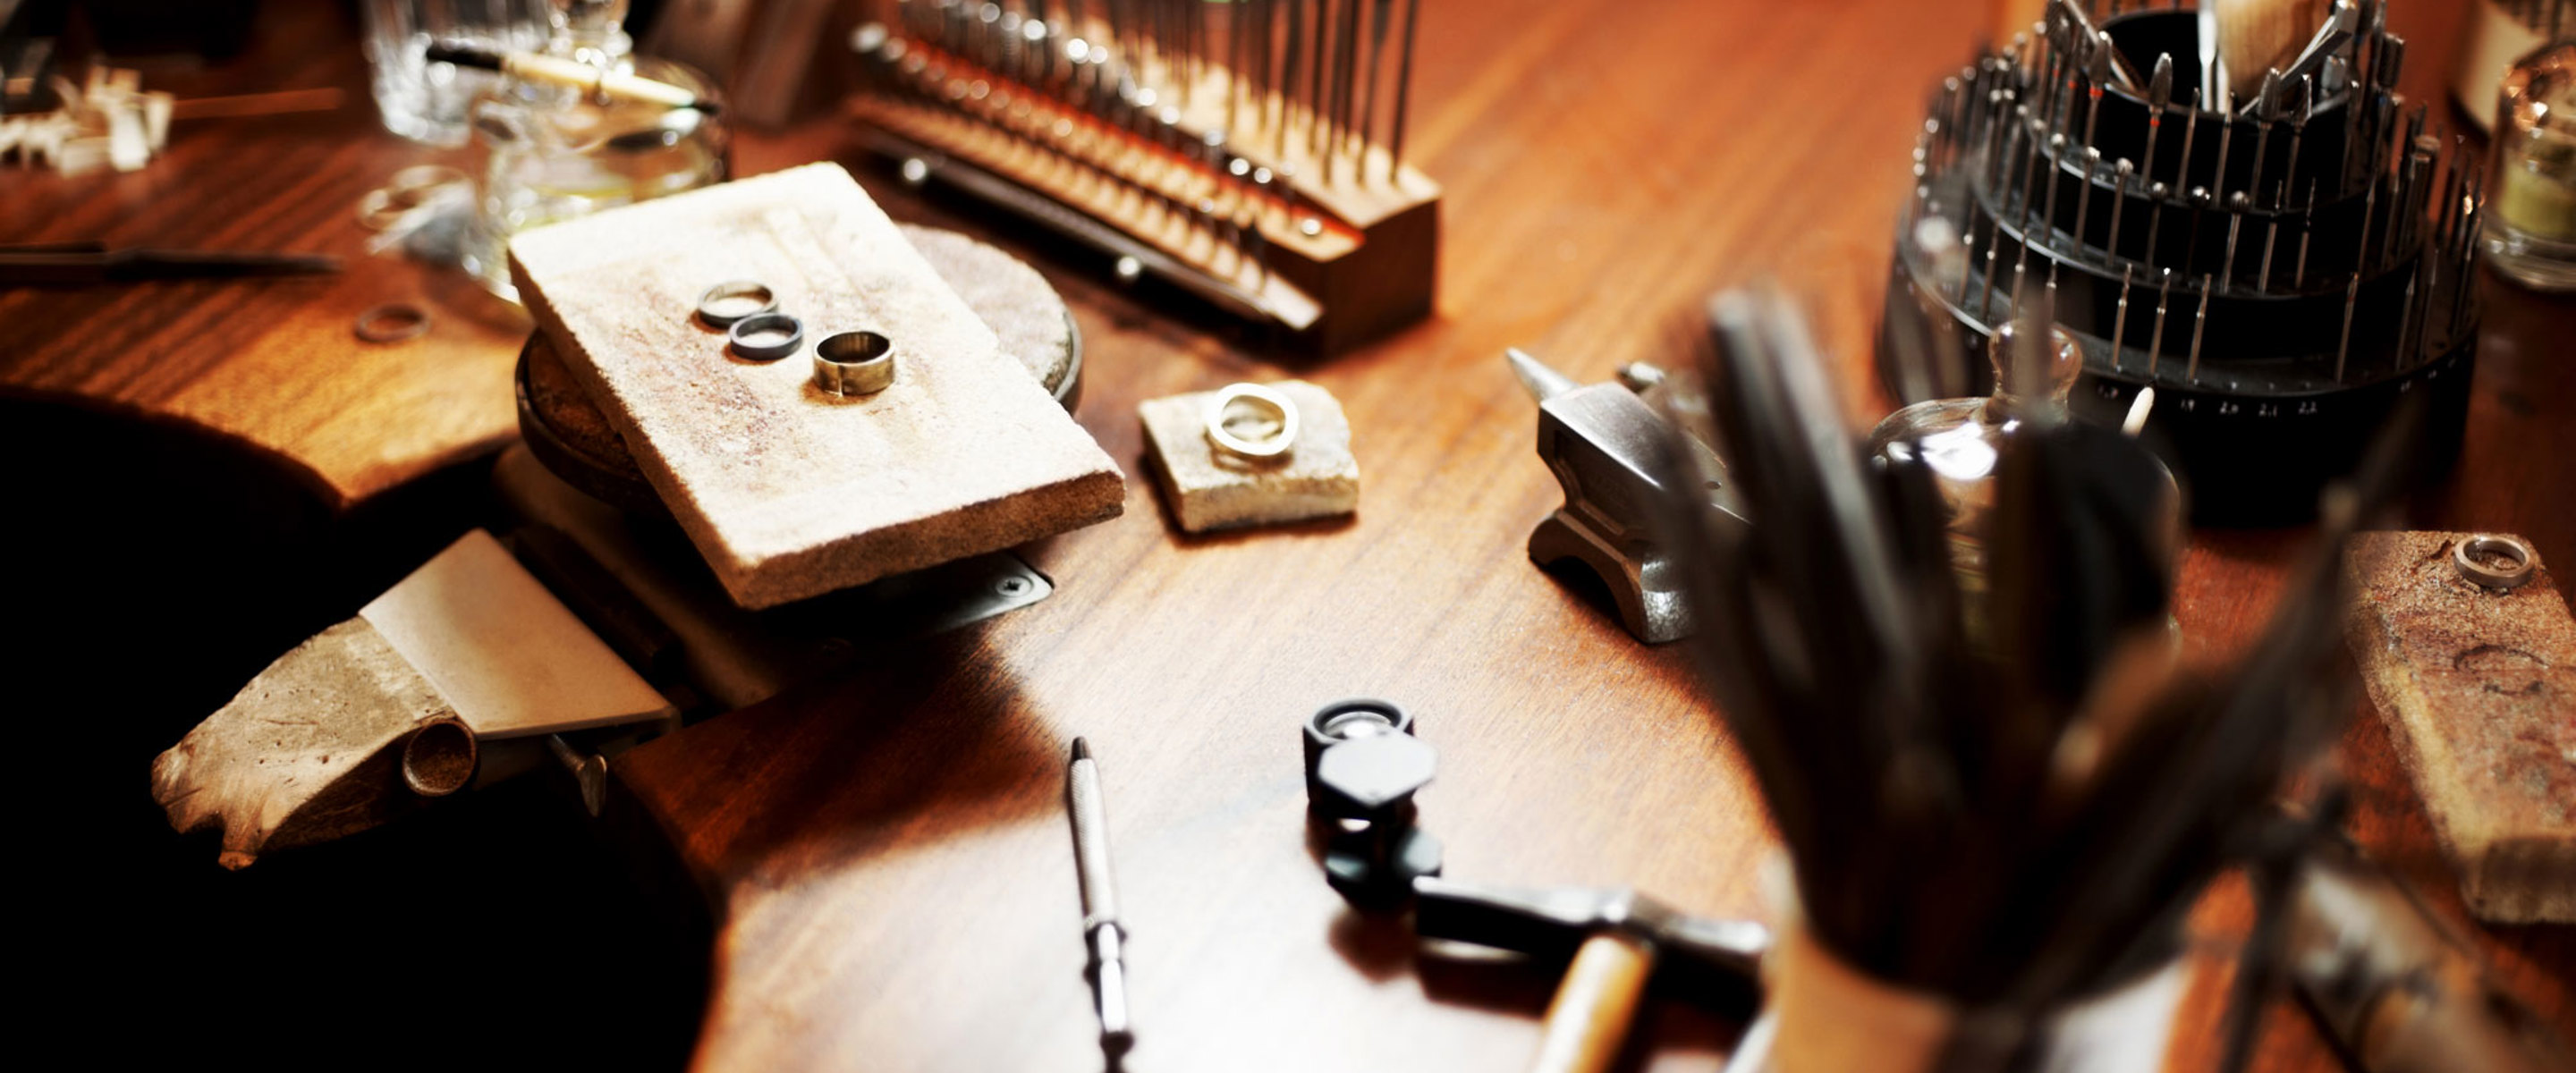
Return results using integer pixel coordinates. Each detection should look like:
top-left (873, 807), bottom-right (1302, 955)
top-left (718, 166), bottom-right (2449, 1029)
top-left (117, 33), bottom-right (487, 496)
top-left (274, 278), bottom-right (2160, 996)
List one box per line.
top-left (1529, 931), bottom-right (1657, 1073)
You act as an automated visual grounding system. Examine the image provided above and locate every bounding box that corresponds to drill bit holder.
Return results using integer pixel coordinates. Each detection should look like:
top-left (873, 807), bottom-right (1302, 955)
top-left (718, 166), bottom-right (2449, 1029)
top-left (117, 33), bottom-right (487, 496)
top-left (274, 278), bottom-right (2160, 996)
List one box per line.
top-left (850, 0), bottom-right (1440, 355)
top-left (1884, 3), bottom-right (2482, 522)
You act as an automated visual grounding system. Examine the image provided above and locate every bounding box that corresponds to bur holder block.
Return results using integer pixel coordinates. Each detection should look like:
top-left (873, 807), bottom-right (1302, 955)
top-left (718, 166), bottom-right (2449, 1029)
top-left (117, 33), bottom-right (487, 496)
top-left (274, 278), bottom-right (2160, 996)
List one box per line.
top-left (1881, 9), bottom-right (2481, 523)
top-left (509, 164), bottom-right (1126, 610)
top-left (1140, 380), bottom-right (1358, 533)
top-left (2345, 531), bottom-right (2576, 925)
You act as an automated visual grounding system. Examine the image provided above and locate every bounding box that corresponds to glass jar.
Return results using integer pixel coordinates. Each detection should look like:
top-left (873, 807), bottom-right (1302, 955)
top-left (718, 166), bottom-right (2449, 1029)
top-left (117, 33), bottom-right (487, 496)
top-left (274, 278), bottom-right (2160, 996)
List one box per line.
top-left (458, 0), bottom-right (727, 300)
top-left (1866, 320), bottom-right (2082, 627)
top-left (2485, 40), bottom-right (2576, 291)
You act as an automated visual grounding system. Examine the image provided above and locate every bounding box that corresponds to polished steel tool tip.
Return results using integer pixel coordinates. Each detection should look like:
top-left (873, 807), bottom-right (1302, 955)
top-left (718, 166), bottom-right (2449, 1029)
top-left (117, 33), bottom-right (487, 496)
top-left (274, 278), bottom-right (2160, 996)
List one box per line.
top-left (1066, 737), bottom-right (1132, 1058)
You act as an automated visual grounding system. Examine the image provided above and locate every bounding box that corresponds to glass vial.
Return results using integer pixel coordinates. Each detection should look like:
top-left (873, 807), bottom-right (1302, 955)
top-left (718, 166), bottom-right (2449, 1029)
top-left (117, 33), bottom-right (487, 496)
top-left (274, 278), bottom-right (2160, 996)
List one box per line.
top-left (2485, 39), bottom-right (2576, 291)
top-left (459, 0), bottom-right (728, 300)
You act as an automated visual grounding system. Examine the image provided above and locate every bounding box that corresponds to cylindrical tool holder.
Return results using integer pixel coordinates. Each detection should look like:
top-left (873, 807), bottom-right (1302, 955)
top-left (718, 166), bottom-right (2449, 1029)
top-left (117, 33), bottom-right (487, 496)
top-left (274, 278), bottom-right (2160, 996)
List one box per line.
top-left (1882, 7), bottom-right (2481, 523)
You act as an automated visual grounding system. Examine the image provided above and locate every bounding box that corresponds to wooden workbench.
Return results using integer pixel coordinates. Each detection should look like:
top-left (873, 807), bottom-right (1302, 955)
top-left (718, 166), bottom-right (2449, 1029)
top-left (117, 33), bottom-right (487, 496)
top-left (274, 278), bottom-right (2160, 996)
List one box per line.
top-left (3, 2), bottom-right (2565, 1070)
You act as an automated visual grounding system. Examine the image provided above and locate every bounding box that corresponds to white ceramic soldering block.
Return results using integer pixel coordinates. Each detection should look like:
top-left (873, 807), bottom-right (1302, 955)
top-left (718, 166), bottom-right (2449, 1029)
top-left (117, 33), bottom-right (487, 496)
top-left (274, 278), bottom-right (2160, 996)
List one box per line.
top-left (1140, 380), bottom-right (1359, 533)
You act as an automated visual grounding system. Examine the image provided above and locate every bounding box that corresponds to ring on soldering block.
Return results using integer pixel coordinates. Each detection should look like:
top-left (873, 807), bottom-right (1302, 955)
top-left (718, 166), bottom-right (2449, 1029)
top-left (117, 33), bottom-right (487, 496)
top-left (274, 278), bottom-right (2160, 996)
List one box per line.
top-left (1204, 382), bottom-right (1298, 460)
top-left (813, 330), bottom-right (898, 396)
top-left (696, 280), bottom-right (779, 328)
top-left (2453, 533), bottom-right (2535, 591)
top-left (727, 311), bottom-right (804, 362)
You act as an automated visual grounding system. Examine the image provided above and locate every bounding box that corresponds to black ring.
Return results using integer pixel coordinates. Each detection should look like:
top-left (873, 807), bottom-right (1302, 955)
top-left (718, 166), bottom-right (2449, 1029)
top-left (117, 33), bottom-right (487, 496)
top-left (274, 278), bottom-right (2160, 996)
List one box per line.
top-left (727, 311), bottom-right (804, 361)
top-left (695, 280), bottom-right (778, 328)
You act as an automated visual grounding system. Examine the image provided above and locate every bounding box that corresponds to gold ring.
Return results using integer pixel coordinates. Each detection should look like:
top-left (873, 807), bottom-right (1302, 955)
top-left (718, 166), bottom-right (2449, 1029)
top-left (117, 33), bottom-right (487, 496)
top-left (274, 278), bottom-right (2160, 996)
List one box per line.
top-left (1204, 382), bottom-right (1298, 460)
top-left (2453, 534), bottom-right (2535, 591)
top-left (813, 330), bottom-right (898, 396)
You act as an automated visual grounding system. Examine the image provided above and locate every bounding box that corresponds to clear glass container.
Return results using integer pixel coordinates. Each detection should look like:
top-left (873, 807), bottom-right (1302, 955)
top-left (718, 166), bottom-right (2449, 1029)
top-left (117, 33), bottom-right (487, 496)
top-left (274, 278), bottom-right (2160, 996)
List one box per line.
top-left (1866, 320), bottom-right (2083, 617)
top-left (459, 0), bottom-right (728, 300)
top-left (2485, 40), bottom-right (2576, 291)
top-left (360, 0), bottom-right (548, 147)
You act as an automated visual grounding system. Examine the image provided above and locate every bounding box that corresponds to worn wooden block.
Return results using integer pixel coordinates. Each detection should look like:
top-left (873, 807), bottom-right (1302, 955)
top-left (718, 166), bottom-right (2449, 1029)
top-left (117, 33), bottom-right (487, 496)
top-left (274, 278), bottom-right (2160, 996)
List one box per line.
top-left (151, 619), bottom-right (471, 869)
top-left (509, 163), bottom-right (1125, 609)
top-left (151, 530), bottom-right (674, 866)
top-left (2344, 530), bottom-right (2576, 924)
top-left (1140, 380), bottom-right (1358, 532)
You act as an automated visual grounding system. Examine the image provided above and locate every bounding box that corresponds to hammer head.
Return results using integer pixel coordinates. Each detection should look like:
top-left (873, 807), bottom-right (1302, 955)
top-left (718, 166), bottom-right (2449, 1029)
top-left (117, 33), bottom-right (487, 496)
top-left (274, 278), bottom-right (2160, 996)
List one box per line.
top-left (1411, 875), bottom-right (1769, 995)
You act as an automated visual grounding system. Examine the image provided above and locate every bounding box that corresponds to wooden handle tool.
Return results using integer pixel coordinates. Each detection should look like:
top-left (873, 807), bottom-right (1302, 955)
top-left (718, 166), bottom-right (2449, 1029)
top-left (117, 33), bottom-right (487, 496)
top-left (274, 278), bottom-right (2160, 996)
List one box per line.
top-left (1529, 931), bottom-right (1658, 1073)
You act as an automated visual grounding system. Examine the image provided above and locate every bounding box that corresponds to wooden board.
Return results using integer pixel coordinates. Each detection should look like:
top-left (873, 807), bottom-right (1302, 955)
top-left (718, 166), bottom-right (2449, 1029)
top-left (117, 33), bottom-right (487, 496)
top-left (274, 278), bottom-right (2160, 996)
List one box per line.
top-left (6, 2), bottom-right (2568, 1071)
top-left (614, 3), bottom-right (2576, 1071)
top-left (507, 164), bottom-right (1126, 609)
top-left (0, 15), bottom-right (532, 512)
top-left (2345, 530), bottom-right (2576, 924)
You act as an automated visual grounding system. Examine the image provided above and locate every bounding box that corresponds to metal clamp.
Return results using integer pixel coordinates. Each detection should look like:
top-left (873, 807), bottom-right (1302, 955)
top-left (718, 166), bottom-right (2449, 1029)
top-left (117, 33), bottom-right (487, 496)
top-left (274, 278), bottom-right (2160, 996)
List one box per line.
top-left (813, 330), bottom-right (898, 396)
top-left (2454, 534), bottom-right (2535, 591)
top-left (695, 280), bottom-right (778, 328)
top-left (727, 311), bottom-right (804, 361)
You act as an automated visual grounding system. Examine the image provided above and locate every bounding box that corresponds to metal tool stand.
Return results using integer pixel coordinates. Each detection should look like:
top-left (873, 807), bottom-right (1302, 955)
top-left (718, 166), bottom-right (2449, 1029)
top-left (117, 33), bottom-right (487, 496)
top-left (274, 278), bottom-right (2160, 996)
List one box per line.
top-left (1885, 4), bottom-right (2481, 522)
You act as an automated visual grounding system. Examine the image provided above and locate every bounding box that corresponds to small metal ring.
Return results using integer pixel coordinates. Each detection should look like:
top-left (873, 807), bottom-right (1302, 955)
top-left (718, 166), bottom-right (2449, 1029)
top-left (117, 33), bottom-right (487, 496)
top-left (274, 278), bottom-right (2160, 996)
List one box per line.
top-left (355, 165), bottom-right (468, 230)
top-left (727, 311), bottom-right (804, 361)
top-left (813, 330), bottom-right (898, 396)
top-left (354, 302), bottom-right (430, 343)
top-left (695, 280), bottom-right (778, 328)
top-left (2453, 534), bottom-right (2535, 591)
top-left (1203, 382), bottom-right (1298, 460)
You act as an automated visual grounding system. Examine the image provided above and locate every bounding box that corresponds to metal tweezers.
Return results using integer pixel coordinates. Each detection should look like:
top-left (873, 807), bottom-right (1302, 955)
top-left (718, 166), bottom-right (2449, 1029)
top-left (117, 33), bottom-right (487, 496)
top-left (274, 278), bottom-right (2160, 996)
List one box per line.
top-left (0, 241), bottom-right (340, 285)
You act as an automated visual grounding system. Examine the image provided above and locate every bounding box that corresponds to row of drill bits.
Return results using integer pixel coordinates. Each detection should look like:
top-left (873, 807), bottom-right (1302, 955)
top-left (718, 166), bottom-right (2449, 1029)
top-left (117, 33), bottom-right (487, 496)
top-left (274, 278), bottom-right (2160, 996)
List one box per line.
top-left (1905, 0), bottom-right (2485, 385)
top-left (877, 0), bottom-right (1423, 182)
top-left (854, 0), bottom-right (1428, 324)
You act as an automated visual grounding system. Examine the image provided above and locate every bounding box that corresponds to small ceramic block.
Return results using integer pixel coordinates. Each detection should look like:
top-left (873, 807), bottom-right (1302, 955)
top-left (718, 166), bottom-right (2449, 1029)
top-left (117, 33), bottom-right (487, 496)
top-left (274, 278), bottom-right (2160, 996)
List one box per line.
top-left (1140, 380), bottom-right (1359, 533)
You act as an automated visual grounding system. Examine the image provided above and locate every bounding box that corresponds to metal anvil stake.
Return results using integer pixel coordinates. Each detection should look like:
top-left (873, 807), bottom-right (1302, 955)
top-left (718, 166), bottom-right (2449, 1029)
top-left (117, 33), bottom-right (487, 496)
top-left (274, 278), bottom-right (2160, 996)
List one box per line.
top-left (1509, 349), bottom-right (1745, 644)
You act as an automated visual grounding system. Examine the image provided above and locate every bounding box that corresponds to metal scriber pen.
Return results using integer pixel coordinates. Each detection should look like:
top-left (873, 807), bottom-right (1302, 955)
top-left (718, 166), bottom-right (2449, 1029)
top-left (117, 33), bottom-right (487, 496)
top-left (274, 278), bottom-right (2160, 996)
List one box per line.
top-left (1067, 738), bottom-right (1133, 1060)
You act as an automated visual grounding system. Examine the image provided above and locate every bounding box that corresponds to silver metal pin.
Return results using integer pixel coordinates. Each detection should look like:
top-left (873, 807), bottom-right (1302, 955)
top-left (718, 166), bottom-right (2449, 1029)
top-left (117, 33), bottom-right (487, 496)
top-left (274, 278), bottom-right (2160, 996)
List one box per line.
top-left (2175, 88), bottom-right (2202, 192)
top-left (2334, 271), bottom-right (2360, 381)
top-left (2112, 262), bottom-right (2134, 370)
top-left (2182, 185), bottom-right (2210, 278)
top-left (2258, 182), bottom-right (2284, 286)
top-left (2148, 268), bottom-right (2171, 376)
top-left (1067, 738), bottom-right (1133, 1060)
top-left (2072, 147), bottom-right (2101, 257)
top-left (2106, 157), bottom-right (2134, 260)
top-left (2294, 179), bottom-right (2317, 287)
top-left (2142, 54), bottom-right (2174, 183)
top-left (2186, 273), bottom-right (2210, 380)
top-left (2041, 132), bottom-right (2068, 247)
top-left (2394, 264), bottom-right (2419, 370)
top-left (2145, 180), bottom-right (2171, 266)
top-left (2221, 190), bottom-right (2248, 284)
top-left (2248, 69), bottom-right (2281, 205)
top-left (2280, 74), bottom-right (2311, 211)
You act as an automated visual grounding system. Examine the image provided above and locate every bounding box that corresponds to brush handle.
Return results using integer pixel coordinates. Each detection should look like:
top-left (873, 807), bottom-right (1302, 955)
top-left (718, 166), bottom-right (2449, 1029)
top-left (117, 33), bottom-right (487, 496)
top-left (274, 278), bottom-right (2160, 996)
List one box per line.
top-left (422, 42), bottom-right (716, 114)
top-left (1528, 932), bottom-right (1656, 1073)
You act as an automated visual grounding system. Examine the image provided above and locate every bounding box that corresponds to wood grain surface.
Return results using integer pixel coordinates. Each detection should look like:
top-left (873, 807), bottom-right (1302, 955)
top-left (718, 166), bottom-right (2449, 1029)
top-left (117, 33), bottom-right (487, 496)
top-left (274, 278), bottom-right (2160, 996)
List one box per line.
top-left (4, 1), bottom-right (2567, 1071)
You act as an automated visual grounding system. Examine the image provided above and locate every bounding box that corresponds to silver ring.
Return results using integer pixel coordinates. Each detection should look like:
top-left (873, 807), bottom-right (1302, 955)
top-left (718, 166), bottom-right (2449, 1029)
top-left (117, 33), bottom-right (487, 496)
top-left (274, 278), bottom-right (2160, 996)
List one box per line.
top-left (727, 311), bottom-right (804, 361)
top-left (353, 302), bottom-right (430, 343)
top-left (2453, 534), bottom-right (2535, 591)
top-left (696, 280), bottom-right (778, 328)
top-left (1204, 382), bottom-right (1299, 460)
top-left (813, 330), bottom-right (898, 396)
top-left (355, 165), bottom-right (469, 231)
